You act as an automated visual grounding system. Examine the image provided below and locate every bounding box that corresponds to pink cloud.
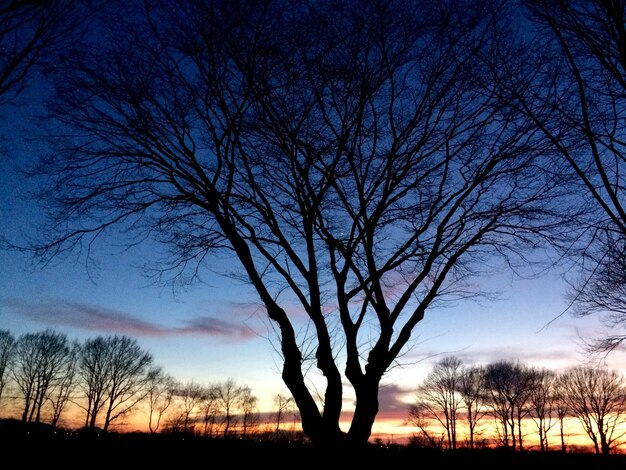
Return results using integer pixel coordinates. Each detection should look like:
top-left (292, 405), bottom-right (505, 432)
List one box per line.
top-left (3, 298), bottom-right (255, 341)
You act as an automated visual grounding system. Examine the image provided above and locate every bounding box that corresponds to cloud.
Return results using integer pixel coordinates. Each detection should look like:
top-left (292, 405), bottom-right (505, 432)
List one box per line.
top-left (403, 345), bottom-right (579, 369)
top-left (2, 298), bottom-right (255, 341)
top-left (344, 383), bottom-right (414, 422)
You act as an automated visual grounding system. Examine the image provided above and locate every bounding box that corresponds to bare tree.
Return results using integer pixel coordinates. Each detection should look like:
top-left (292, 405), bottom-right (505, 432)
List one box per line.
top-left (494, 0), bottom-right (626, 353)
top-left (217, 379), bottom-right (244, 437)
top-left (561, 366), bottom-right (626, 455)
top-left (414, 357), bottom-right (463, 449)
top-left (407, 402), bottom-right (444, 449)
top-left (35, 0), bottom-right (562, 445)
top-left (0, 329), bottom-right (15, 406)
top-left (554, 373), bottom-right (570, 453)
top-left (200, 384), bottom-right (219, 437)
top-left (483, 361), bottom-right (533, 450)
top-left (273, 393), bottom-right (294, 437)
top-left (146, 367), bottom-right (176, 434)
top-left (172, 381), bottom-right (205, 434)
top-left (78, 335), bottom-right (152, 431)
top-left (11, 329), bottom-right (69, 424)
top-left (458, 365), bottom-right (486, 449)
top-left (0, 0), bottom-right (78, 105)
top-left (79, 336), bottom-right (111, 430)
top-left (49, 340), bottom-right (79, 427)
top-left (100, 336), bottom-right (152, 432)
top-left (527, 367), bottom-right (556, 452)
top-left (240, 386), bottom-right (258, 437)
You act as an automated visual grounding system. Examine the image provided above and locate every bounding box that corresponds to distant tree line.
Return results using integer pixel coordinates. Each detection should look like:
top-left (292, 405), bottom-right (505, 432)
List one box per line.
top-left (0, 329), bottom-right (299, 438)
top-left (409, 357), bottom-right (626, 455)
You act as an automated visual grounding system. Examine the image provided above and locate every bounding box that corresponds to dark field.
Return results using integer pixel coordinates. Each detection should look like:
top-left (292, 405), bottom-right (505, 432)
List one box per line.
top-left (2, 424), bottom-right (625, 469)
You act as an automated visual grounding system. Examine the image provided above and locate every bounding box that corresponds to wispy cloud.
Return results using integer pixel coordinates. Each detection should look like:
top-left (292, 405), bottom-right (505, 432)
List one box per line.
top-left (406, 345), bottom-right (578, 368)
top-left (2, 298), bottom-right (255, 341)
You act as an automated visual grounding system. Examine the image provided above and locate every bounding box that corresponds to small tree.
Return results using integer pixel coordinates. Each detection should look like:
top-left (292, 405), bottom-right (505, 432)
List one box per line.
top-left (49, 340), bottom-right (79, 427)
top-left (172, 381), bottom-right (205, 434)
top-left (458, 365), bottom-right (486, 449)
top-left (554, 373), bottom-right (570, 453)
top-left (217, 379), bottom-right (243, 437)
top-left (200, 384), bottom-right (219, 437)
top-left (527, 367), bottom-right (556, 452)
top-left (414, 357), bottom-right (463, 449)
top-left (146, 368), bottom-right (176, 434)
top-left (12, 329), bottom-right (69, 424)
top-left (407, 402), bottom-right (444, 449)
top-left (273, 393), bottom-right (294, 438)
top-left (79, 336), bottom-right (111, 430)
top-left (240, 386), bottom-right (259, 437)
top-left (0, 329), bottom-right (15, 406)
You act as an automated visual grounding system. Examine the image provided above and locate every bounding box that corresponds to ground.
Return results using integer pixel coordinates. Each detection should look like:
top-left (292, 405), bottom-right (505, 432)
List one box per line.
top-left (1, 421), bottom-right (625, 469)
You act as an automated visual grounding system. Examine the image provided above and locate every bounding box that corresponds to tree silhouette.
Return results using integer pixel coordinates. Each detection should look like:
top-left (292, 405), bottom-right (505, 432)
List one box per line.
top-left (146, 367), bottom-right (176, 434)
top-left (0, 0), bottom-right (77, 105)
top-left (200, 384), bottom-right (220, 437)
top-left (500, 0), bottom-right (626, 352)
top-left (561, 366), bottom-right (626, 455)
top-left (0, 329), bottom-right (15, 406)
top-left (273, 393), bottom-right (294, 438)
top-left (78, 335), bottom-right (152, 431)
top-left (527, 367), bottom-right (556, 452)
top-left (35, 0), bottom-right (563, 445)
top-left (414, 356), bottom-right (463, 449)
top-left (171, 380), bottom-right (204, 434)
top-left (217, 379), bottom-right (244, 437)
top-left (553, 373), bottom-right (570, 453)
top-left (11, 329), bottom-right (70, 424)
top-left (240, 386), bottom-right (259, 437)
top-left (458, 365), bottom-right (486, 449)
top-left (49, 340), bottom-right (79, 427)
top-left (407, 401), bottom-right (444, 449)
top-left (483, 361), bottom-right (533, 450)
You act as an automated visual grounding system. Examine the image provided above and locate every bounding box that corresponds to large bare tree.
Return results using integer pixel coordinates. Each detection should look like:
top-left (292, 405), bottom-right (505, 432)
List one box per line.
top-left (497, 0), bottom-right (626, 352)
top-left (35, 0), bottom-right (562, 445)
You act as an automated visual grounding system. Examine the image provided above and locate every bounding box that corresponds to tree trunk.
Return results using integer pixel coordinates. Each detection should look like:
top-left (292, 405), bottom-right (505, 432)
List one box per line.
top-left (600, 430), bottom-right (610, 455)
top-left (348, 378), bottom-right (380, 446)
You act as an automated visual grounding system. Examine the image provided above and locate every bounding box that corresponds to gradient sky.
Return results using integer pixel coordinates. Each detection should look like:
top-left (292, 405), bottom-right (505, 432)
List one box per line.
top-left (2, 66), bottom-right (626, 438)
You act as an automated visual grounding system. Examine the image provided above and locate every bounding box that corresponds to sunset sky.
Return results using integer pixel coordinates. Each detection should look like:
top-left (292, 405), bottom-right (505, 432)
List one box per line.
top-left (2, 161), bottom-right (626, 435)
top-left (2, 1), bottom-right (626, 445)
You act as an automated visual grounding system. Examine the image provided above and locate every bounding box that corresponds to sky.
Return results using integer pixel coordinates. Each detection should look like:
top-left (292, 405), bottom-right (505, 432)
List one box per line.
top-left (2, 88), bottom-right (626, 430)
top-left (2, 163), bottom-right (626, 436)
top-left (2, 5), bottom-right (626, 440)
